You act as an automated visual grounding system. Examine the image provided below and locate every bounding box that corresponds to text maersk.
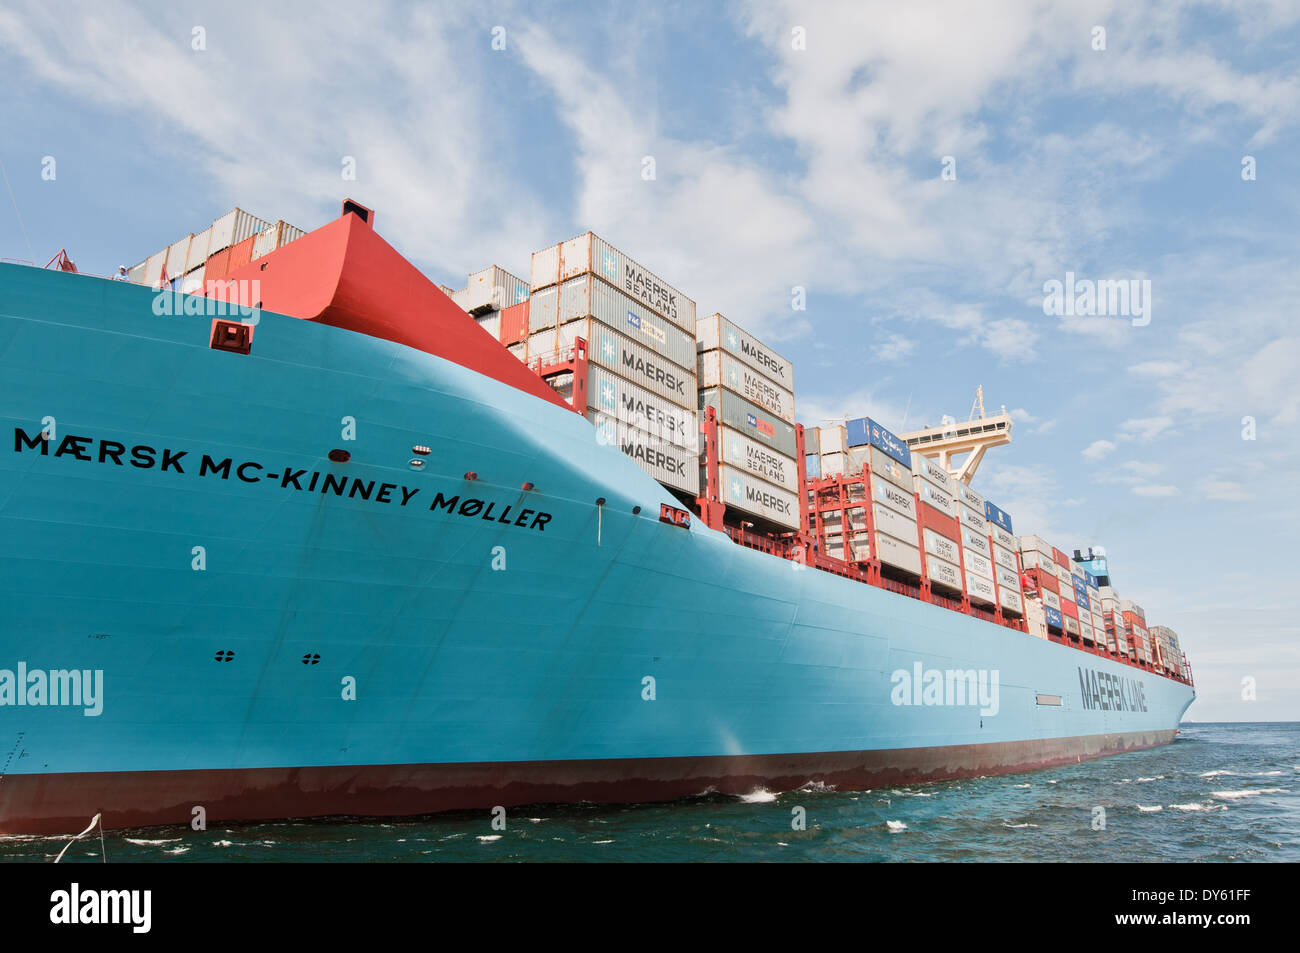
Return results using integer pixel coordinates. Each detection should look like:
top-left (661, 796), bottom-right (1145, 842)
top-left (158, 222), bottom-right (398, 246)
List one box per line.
top-left (621, 350), bottom-right (687, 396)
top-left (624, 265), bottom-right (679, 322)
top-left (1078, 667), bottom-right (1148, 712)
top-left (740, 338), bottom-right (786, 381)
top-left (623, 441), bottom-right (686, 476)
top-left (746, 483), bottom-right (791, 514)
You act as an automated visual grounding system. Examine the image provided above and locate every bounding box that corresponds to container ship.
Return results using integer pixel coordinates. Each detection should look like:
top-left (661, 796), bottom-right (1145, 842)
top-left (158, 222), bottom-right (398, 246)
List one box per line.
top-left (0, 201), bottom-right (1194, 835)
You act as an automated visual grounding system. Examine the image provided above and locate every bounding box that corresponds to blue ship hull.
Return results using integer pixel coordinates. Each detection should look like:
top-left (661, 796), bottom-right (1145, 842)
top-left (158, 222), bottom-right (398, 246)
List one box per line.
top-left (0, 263), bottom-right (1194, 833)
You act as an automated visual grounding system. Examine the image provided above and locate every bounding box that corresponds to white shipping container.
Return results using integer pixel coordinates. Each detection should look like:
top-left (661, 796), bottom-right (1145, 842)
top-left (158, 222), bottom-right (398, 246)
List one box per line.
top-left (180, 264), bottom-right (206, 294)
top-left (1055, 565), bottom-right (1072, 588)
top-left (719, 425), bottom-right (797, 493)
top-left (991, 525), bottom-right (1016, 550)
top-left (185, 227), bottom-right (212, 272)
top-left (209, 208), bottom-right (273, 254)
top-left (872, 501), bottom-right (918, 543)
top-left (820, 452), bottom-right (847, 478)
top-left (995, 564), bottom-right (1020, 592)
top-left (961, 526), bottom-right (990, 556)
top-left (475, 312), bottom-right (502, 340)
top-left (588, 365), bottom-right (699, 452)
top-left (718, 464), bottom-right (799, 529)
top-left (1059, 582), bottom-right (1076, 605)
top-left (922, 527), bottom-right (961, 565)
top-left (819, 425), bottom-right (848, 454)
top-left (1025, 598), bottom-right (1048, 638)
top-left (695, 313), bottom-right (794, 391)
top-left (531, 232), bottom-right (696, 331)
top-left (963, 549), bottom-right (994, 582)
top-left (992, 544), bottom-right (1019, 573)
top-left (1080, 621), bottom-right (1095, 643)
top-left (698, 350), bottom-right (795, 423)
top-left (912, 456), bottom-right (955, 494)
top-left (1043, 589), bottom-right (1062, 611)
top-left (927, 555), bottom-right (963, 591)
top-left (590, 412), bottom-right (698, 494)
top-left (1064, 616), bottom-right (1081, 638)
top-left (959, 503), bottom-right (987, 534)
top-left (534, 323), bottom-right (696, 410)
top-left (916, 481), bottom-right (959, 518)
top-left (1018, 535), bottom-right (1053, 557)
top-left (875, 532), bottom-right (923, 575)
top-left (957, 483), bottom-right (985, 511)
top-left (804, 427), bottom-right (821, 454)
top-left (165, 236), bottom-right (192, 282)
top-left (871, 474), bottom-right (917, 520)
top-left (868, 445), bottom-right (911, 489)
top-left (142, 250), bottom-right (166, 287)
top-left (966, 572), bottom-right (996, 604)
top-left (999, 588), bottom-right (1024, 615)
top-left (462, 265), bottom-right (529, 314)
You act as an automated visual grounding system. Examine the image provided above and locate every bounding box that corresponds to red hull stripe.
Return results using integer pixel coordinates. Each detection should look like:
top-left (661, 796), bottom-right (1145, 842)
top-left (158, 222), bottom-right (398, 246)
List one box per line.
top-left (0, 730), bottom-right (1174, 835)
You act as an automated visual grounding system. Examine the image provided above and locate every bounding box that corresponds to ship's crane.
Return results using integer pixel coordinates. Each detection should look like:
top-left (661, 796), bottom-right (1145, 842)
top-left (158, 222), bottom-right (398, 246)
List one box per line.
top-left (899, 385), bottom-right (1012, 485)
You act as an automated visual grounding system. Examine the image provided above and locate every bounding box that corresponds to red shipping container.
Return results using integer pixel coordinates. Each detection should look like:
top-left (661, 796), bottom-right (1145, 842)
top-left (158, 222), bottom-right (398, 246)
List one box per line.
top-left (1052, 547), bottom-right (1071, 568)
top-left (1026, 568), bottom-right (1059, 594)
top-left (917, 502), bottom-right (959, 539)
top-left (499, 300), bottom-right (529, 345)
top-left (1061, 600), bottom-right (1079, 620)
top-left (226, 234), bottom-right (256, 274)
top-left (205, 247), bottom-right (231, 282)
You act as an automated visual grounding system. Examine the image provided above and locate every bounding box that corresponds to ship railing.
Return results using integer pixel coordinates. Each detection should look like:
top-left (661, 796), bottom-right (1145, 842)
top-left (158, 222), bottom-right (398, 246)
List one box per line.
top-left (879, 576), bottom-right (922, 601)
top-left (723, 525), bottom-right (794, 558)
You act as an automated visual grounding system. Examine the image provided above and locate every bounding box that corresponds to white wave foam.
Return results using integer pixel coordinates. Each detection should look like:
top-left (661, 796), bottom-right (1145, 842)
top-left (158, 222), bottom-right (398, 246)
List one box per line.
top-left (1211, 788), bottom-right (1287, 800)
top-left (123, 838), bottom-right (181, 845)
top-left (1169, 803), bottom-right (1213, 811)
top-left (1002, 822), bottom-right (1039, 828)
top-left (1013, 783), bottom-right (1031, 789)
top-left (886, 820), bottom-right (907, 833)
top-left (1137, 776), bottom-right (1164, 782)
top-left (1136, 805), bottom-right (1163, 812)
top-left (1200, 770), bottom-right (1237, 777)
top-left (477, 835), bottom-right (502, 842)
top-left (592, 839), bottom-right (614, 845)
top-left (164, 846), bottom-right (190, 855)
top-left (1253, 771), bottom-right (1283, 777)
top-left (740, 789), bottom-right (778, 803)
top-left (213, 840), bottom-right (233, 847)
top-left (1046, 780), bottom-right (1058, 784)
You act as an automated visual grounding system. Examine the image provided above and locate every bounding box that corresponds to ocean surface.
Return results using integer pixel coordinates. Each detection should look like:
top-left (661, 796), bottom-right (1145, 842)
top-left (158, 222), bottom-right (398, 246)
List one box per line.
top-left (6, 722), bottom-right (1297, 862)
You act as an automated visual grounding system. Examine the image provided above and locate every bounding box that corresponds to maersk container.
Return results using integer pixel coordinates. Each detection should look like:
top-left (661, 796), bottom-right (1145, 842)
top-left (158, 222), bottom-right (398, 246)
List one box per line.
top-left (922, 528), bottom-right (961, 566)
top-left (845, 417), bottom-right (911, 468)
top-left (1044, 605), bottom-right (1064, 630)
top-left (820, 451), bottom-right (847, 478)
top-left (959, 504), bottom-right (987, 534)
top-left (819, 424), bottom-right (848, 455)
top-left (872, 502), bottom-right (917, 543)
top-left (717, 464), bottom-right (799, 529)
top-left (804, 453), bottom-right (822, 479)
top-left (990, 525), bottom-right (1016, 551)
top-left (916, 480), bottom-right (958, 519)
top-left (983, 499), bottom-right (1013, 534)
top-left (963, 549), bottom-right (994, 582)
top-left (913, 455), bottom-right (954, 493)
top-left (719, 425), bottom-right (797, 493)
top-left (461, 265), bottom-right (529, 315)
top-left (995, 565), bottom-right (1020, 594)
top-left (992, 545), bottom-right (1018, 573)
top-left (1019, 535), bottom-right (1053, 557)
top-left (698, 351), bottom-right (795, 424)
top-left (531, 232), bottom-right (696, 332)
top-left (590, 411), bottom-right (698, 495)
top-left (475, 312), bottom-right (502, 341)
top-left (1080, 621), bottom-right (1095, 643)
top-left (1055, 565), bottom-right (1072, 589)
top-left (251, 221), bottom-right (305, 261)
top-left (695, 313), bottom-right (794, 390)
top-left (1026, 599), bottom-right (1049, 638)
top-left (698, 387), bottom-right (796, 458)
top-left (999, 588), bottom-right (1024, 615)
top-left (956, 483), bottom-right (985, 512)
top-left (927, 556), bottom-right (962, 592)
top-left (966, 571), bottom-right (996, 605)
top-left (1064, 616), bottom-right (1081, 638)
top-left (536, 323), bottom-right (696, 411)
top-left (871, 475), bottom-right (917, 520)
top-left (961, 525), bottom-right (990, 557)
top-left (1043, 589), bottom-right (1062, 611)
top-left (185, 227), bottom-right (212, 273)
top-left (875, 532), bottom-right (922, 575)
top-left (588, 365), bottom-right (699, 453)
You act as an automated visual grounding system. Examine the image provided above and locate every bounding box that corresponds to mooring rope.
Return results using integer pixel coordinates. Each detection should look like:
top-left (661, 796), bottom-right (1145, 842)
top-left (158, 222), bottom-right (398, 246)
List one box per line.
top-left (53, 813), bottom-right (106, 863)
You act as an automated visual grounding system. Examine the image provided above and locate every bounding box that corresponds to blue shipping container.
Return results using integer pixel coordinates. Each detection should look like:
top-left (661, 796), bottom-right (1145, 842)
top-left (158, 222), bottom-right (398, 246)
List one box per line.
top-left (845, 417), bottom-right (911, 468)
top-left (1045, 606), bottom-right (1064, 630)
top-left (984, 500), bottom-right (1014, 533)
top-left (1074, 580), bottom-right (1090, 610)
top-left (805, 454), bottom-right (822, 478)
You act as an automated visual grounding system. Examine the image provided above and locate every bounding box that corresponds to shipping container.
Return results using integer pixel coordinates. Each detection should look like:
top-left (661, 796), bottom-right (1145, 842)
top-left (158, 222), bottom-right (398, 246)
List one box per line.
top-left (912, 456), bottom-right (955, 493)
top-left (845, 417), bottom-right (911, 468)
top-left (185, 227), bottom-right (212, 273)
top-left (956, 483), bottom-right (985, 512)
top-left (805, 454), bottom-right (822, 479)
top-left (1063, 615), bottom-right (1081, 638)
top-left (868, 445), bottom-right (911, 489)
top-left (458, 265), bottom-right (529, 314)
top-left (1019, 535), bottom-right (1053, 557)
top-left (927, 555), bottom-right (963, 592)
top-left (696, 313), bottom-right (794, 390)
top-left (697, 350), bottom-right (795, 423)
top-left (959, 504), bottom-right (988, 534)
top-left (966, 571), bottom-right (996, 605)
top-left (995, 564), bottom-right (1020, 594)
top-left (209, 208), bottom-right (273, 254)
top-left (226, 235), bottom-right (256, 274)
top-left (820, 451), bottom-right (847, 478)
top-left (804, 427), bottom-right (821, 455)
top-left (164, 236), bottom-right (192, 283)
top-left (475, 312), bottom-right (502, 340)
top-left (531, 232), bottom-right (696, 331)
top-left (983, 499), bottom-right (1013, 534)
top-left (589, 365), bottom-right (699, 452)
top-left (990, 525), bottom-right (1017, 551)
top-left (1061, 600), bottom-right (1079, 620)
top-left (590, 411), bottom-right (698, 494)
top-left (873, 501), bottom-right (917, 542)
top-left (534, 322), bottom-right (696, 410)
top-left (141, 249), bottom-right (166, 287)
top-left (921, 528), bottom-right (962, 566)
top-left (1043, 589), bottom-right (1062, 611)
top-left (204, 247), bottom-right (231, 282)
top-left (719, 425), bottom-right (797, 493)
top-left (499, 301), bottom-right (529, 345)
top-left (180, 264), bottom-right (206, 295)
top-left (1026, 598), bottom-right (1049, 638)
top-left (962, 549), bottom-right (993, 582)
top-left (961, 525), bottom-right (990, 557)
top-left (876, 532), bottom-right (923, 575)
top-left (999, 588), bottom-right (1024, 615)
top-left (1052, 547), bottom-right (1071, 569)
top-left (871, 474), bottom-right (917, 520)
top-left (992, 544), bottom-right (1019, 573)
top-left (819, 425), bottom-right (848, 454)
top-left (1044, 605), bottom-right (1064, 630)
top-left (716, 464), bottom-right (799, 529)
top-left (918, 504), bottom-right (960, 541)
top-left (916, 480), bottom-right (959, 518)
top-left (1080, 621), bottom-right (1095, 643)
top-left (698, 388), bottom-right (796, 457)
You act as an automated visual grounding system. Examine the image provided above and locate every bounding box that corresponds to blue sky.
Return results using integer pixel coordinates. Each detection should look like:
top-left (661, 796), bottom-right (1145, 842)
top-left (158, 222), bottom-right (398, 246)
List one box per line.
top-left (2, 0), bottom-right (1297, 720)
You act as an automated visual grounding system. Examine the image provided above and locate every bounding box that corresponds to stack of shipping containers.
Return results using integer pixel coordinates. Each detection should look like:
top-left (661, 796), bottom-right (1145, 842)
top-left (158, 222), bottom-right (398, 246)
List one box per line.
top-left (913, 456), bottom-right (963, 597)
top-left (1121, 599), bottom-right (1150, 665)
top-left (1149, 625), bottom-right (1183, 676)
top-left (697, 314), bottom-right (799, 531)
top-left (1055, 548), bottom-right (1081, 641)
top-left (129, 208), bottom-right (302, 292)
top-left (1071, 565), bottom-right (1094, 646)
top-left (1087, 574), bottom-right (1105, 652)
top-left (526, 233), bottom-right (701, 497)
top-left (851, 418), bottom-right (921, 577)
top-left (1099, 586), bottom-right (1127, 656)
top-left (448, 265), bottom-right (530, 342)
top-left (1019, 536), bottom-right (1063, 637)
top-left (817, 424), bottom-right (848, 479)
top-left (956, 484), bottom-right (997, 607)
top-left (983, 501), bottom-right (1024, 618)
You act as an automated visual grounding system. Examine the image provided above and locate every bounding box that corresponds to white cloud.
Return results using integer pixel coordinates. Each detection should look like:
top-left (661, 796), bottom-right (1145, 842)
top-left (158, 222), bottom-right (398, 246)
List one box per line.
top-left (1082, 440), bottom-right (1117, 461)
top-left (1132, 484), bottom-right (1180, 498)
top-left (1119, 416), bottom-right (1176, 442)
top-left (1199, 479), bottom-right (1252, 502)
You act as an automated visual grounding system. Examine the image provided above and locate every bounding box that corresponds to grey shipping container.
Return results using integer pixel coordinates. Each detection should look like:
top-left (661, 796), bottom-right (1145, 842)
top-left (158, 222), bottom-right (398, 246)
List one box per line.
top-left (695, 313), bottom-right (795, 390)
top-left (714, 464), bottom-right (799, 529)
top-left (718, 424), bottom-right (798, 493)
top-left (532, 322), bottom-right (695, 411)
top-left (589, 410), bottom-right (699, 495)
top-left (697, 350), bottom-right (796, 423)
top-left (698, 387), bottom-right (796, 458)
top-left (588, 365), bottom-right (699, 453)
